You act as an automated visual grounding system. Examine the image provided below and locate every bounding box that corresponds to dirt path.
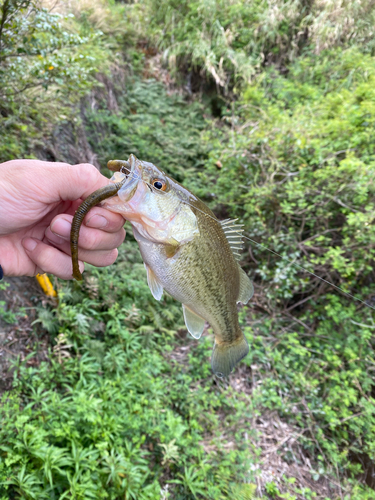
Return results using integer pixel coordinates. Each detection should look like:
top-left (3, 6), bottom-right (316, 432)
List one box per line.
top-left (0, 276), bottom-right (50, 393)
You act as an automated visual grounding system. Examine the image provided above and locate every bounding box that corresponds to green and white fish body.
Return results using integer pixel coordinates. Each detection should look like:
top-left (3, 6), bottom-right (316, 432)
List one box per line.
top-left (104, 155), bottom-right (253, 377)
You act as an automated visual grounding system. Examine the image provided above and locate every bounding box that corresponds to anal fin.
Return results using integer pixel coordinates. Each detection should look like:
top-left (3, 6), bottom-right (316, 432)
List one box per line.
top-left (183, 305), bottom-right (205, 339)
top-left (144, 263), bottom-right (163, 301)
top-left (237, 268), bottom-right (253, 305)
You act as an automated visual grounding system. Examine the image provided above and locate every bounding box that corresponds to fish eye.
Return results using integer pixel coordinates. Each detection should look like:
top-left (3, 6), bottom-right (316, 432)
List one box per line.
top-left (152, 179), bottom-right (167, 191)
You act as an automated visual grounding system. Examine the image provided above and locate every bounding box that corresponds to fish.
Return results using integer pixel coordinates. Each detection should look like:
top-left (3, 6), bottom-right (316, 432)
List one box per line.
top-left (71, 154), bottom-right (254, 377)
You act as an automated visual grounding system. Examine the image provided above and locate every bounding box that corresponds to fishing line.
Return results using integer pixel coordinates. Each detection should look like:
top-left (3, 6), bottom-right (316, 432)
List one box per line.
top-left (113, 168), bottom-right (375, 312)
top-left (239, 234), bottom-right (375, 311)
top-left (187, 202), bottom-right (375, 312)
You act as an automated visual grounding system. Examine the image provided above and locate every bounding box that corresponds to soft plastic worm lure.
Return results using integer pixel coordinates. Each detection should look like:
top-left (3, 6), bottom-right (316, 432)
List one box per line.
top-left (70, 161), bottom-right (130, 281)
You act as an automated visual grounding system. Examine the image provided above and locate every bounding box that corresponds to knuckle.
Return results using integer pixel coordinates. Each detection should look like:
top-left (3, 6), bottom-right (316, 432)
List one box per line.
top-left (99, 210), bottom-right (124, 230)
top-left (73, 163), bottom-right (101, 192)
top-left (105, 249), bottom-right (118, 266)
top-left (84, 231), bottom-right (103, 251)
top-left (119, 228), bottom-right (126, 244)
top-left (111, 231), bottom-right (125, 250)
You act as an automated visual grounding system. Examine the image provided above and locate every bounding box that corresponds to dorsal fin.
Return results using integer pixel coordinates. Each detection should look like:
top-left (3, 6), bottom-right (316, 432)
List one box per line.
top-left (220, 219), bottom-right (244, 261)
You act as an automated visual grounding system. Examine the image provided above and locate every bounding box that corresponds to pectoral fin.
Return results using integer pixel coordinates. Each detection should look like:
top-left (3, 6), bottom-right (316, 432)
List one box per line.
top-left (165, 244), bottom-right (180, 258)
top-left (144, 264), bottom-right (163, 301)
top-left (182, 305), bottom-right (205, 339)
top-left (165, 237), bottom-right (180, 258)
top-left (237, 268), bottom-right (254, 305)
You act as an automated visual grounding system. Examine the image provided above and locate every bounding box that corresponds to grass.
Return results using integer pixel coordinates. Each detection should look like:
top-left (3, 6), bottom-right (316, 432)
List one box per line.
top-left (0, 240), bottom-right (259, 500)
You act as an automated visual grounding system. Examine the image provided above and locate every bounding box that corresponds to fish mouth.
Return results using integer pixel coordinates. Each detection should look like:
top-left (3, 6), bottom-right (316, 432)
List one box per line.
top-left (115, 155), bottom-right (142, 202)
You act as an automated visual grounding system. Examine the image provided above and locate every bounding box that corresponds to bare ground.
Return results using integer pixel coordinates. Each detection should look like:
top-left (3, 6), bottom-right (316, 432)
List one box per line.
top-left (0, 276), bottom-right (51, 393)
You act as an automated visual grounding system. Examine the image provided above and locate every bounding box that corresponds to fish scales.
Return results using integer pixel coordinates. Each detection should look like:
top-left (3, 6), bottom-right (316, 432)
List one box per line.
top-left (72, 155), bottom-right (254, 377)
top-left (135, 202), bottom-right (242, 345)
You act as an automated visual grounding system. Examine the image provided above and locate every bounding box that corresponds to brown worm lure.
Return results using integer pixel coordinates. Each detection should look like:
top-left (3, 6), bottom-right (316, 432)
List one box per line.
top-left (70, 161), bottom-right (130, 281)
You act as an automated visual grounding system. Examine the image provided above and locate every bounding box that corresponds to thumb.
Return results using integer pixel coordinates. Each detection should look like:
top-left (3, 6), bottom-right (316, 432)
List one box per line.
top-left (55, 162), bottom-right (110, 202)
top-left (22, 237), bottom-right (84, 280)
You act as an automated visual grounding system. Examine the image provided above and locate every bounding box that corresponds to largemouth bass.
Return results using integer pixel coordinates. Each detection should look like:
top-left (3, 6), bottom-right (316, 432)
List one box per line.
top-left (71, 155), bottom-right (254, 377)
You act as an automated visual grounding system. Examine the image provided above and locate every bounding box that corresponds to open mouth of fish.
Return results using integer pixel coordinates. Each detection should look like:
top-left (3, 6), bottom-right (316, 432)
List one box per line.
top-left (107, 155), bottom-right (142, 203)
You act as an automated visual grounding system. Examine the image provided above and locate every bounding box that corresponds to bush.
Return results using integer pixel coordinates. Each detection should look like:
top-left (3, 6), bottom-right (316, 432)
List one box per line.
top-left (140, 0), bottom-right (375, 90)
top-left (0, 0), bottom-right (106, 161)
top-left (187, 46), bottom-right (375, 484)
top-left (2, 1), bottom-right (375, 498)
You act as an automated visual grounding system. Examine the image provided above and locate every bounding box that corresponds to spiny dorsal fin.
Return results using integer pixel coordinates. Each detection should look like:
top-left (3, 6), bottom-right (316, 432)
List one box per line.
top-left (220, 218), bottom-right (244, 261)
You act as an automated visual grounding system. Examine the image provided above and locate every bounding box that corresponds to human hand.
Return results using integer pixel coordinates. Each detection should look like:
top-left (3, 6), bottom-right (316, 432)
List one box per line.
top-left (0, 160), bottom-right (126, 279)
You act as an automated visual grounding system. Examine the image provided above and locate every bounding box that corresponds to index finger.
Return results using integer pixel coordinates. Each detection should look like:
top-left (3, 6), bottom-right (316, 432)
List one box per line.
top-left (84, 207), bottom-right (126, 233)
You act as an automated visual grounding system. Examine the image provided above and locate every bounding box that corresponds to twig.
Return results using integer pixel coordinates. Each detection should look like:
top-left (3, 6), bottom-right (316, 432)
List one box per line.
top-left (0, 346), bottom-right (17, 356)
top-left (0, 81), bottom-right (45, 97)
top-left (248, 244), bottom-right (259, 264)
top-left (300, 227), bottom-right (341, 244)
top-left (0, 0), bottom-right (11, 53)
top-left (322, 412), bottom-right (364, 429)
top-left (283, 311), bottom-right (313, 332)
top-left (284, 295), bottom-right (314, 312)
top-left (263, 428), bottom-right (308, 455)
top-left (350, 319), bottom-right (375, 329)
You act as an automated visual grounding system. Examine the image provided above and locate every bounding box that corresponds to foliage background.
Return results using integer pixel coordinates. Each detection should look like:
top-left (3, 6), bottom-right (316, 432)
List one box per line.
top-left (2, 0), bottom-right (375, 498)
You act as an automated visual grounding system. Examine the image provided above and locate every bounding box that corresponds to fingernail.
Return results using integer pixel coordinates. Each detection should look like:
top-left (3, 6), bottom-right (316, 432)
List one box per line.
top-left (51, 218), bottom-right (71, 239)
top-left (86, 215), bottom-right (108, 229)
top-left (22, 238), bottom-right (38, 252)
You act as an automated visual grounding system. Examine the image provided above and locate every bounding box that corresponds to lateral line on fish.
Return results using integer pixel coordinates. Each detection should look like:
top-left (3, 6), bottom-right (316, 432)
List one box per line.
top-left (120, 170), bottom-right (375, 312)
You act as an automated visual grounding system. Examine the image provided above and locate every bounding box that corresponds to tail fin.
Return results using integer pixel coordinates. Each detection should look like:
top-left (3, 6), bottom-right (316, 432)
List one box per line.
top-left (211, 335), bottom-right (249, 378)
